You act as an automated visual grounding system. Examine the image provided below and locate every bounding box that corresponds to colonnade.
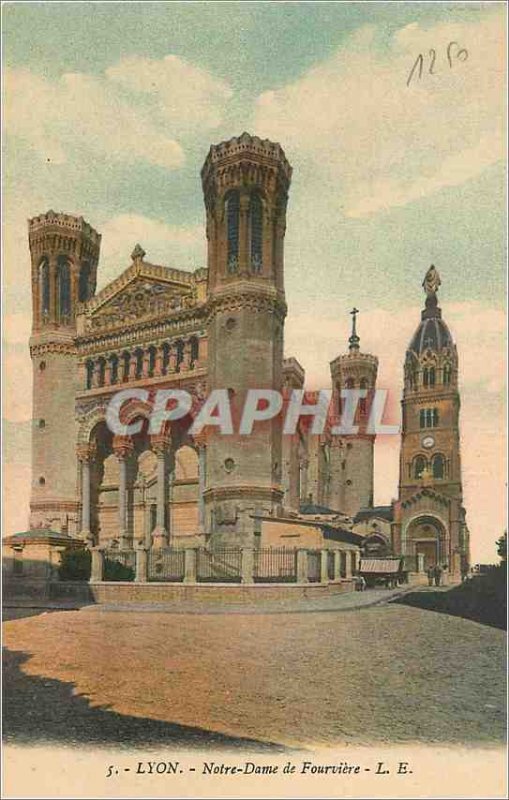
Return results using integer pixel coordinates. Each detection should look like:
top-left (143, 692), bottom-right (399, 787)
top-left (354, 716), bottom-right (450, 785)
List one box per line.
top-left (77, 434), bottom-right (207, 548)
top-left (83, 335), bottom-right (202, 390)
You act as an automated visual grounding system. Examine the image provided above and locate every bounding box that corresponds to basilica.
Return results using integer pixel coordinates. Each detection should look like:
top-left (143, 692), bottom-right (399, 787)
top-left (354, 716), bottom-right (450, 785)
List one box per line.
top-left (23, 132), bottom-right (469, 578)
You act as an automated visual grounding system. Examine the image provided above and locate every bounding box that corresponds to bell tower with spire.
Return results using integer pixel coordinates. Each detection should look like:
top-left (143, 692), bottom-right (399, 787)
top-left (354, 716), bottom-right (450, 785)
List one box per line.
top-left (327, 309), bottom-right (378, 517)
top-left (393, 267), bottom-right (469, 577)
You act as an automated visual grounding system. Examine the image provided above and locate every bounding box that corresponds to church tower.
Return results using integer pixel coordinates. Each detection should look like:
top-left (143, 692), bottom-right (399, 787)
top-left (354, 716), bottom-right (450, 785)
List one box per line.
top-left (201, 133), bottom-right (292, 545)
top-left (327, 309), bottom-right (378, 517)
top-left (28, 211), bottom-right (101, 534)
top-left (393, 267), bottom-right (469, 576)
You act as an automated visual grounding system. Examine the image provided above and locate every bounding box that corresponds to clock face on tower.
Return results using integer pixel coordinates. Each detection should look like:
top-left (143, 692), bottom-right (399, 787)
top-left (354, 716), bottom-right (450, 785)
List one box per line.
top-left (422, 435), bottom-right (435, 449)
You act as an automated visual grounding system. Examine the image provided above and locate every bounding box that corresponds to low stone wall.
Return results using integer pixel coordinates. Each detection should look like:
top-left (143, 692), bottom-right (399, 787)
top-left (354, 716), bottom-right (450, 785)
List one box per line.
top-left (48, 579), bottom-right (356, 604)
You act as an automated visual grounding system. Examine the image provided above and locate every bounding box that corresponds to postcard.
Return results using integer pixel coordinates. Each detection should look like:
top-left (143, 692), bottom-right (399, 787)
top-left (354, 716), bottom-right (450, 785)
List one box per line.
top-left (2, 2), bottom-right (507, 798)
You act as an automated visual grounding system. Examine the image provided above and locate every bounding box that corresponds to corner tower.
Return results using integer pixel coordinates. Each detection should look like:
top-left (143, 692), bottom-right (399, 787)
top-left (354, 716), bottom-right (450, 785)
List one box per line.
top-left (393, 267), bottom-right (469, 576)
top-left (328, 309), bottom-right (378, 517)
top-left (201, 133), bottom-right (292, 545)
top-left (28, 211), bottom-right (101, 534)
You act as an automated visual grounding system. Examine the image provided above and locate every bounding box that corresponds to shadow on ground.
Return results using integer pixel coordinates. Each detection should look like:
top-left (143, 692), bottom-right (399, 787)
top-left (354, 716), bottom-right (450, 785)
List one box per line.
top-left (2, 648), bottom-right (284, 752)
top-left (393, 569), bottom-right (507, 630)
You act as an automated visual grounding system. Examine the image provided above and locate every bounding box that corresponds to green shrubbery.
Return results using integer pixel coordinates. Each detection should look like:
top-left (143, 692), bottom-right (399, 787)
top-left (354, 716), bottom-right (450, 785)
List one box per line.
top-left (58, 547), bottom-right (91, 581)
top-left (103, 558), bottom-right (135, 582)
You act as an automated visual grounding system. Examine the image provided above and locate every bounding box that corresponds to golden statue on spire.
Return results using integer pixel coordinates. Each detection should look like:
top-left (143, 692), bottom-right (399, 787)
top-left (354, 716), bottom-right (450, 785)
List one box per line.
top-left (422, 265), bottom-right (441, 296)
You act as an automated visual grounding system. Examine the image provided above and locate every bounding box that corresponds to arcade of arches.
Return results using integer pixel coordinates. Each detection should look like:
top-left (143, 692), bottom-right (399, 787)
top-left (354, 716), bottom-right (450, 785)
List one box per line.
top-left (78, 419), bottom-right (205, 549)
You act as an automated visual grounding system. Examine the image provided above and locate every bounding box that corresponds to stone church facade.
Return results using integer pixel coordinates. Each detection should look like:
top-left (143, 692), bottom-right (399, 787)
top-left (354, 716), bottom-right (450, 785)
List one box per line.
top-left (26, 132), bottom-right (469, 576)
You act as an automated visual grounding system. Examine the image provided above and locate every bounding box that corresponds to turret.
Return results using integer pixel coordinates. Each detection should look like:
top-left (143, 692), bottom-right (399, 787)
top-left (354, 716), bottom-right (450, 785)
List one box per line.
top-left (328, 308), bottom-right (378, 516)
top-left (28, 211), bottom-right (101, 535)
top-left (201, 133), bottom-right (292, 545)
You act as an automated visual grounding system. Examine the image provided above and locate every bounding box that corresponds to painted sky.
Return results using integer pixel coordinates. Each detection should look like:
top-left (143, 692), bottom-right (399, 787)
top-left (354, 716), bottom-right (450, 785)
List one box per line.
top-left (2, 2), bottom-right (506, 561)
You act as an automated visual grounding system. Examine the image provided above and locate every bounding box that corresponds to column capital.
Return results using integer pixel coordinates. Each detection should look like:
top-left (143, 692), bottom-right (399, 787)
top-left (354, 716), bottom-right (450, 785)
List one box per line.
top-left (76, 443), bottom-right (97, 463)
top-left (113, 435), bottom-right (134, 460)
top-left (150, 433), bottom-right (172, 457)
top-left (193, 433), bottom-right (207, 450)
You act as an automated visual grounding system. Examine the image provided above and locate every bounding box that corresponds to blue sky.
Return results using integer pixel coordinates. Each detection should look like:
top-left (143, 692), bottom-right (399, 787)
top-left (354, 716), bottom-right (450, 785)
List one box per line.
top-left (3, 2), bottom-right (506, 559)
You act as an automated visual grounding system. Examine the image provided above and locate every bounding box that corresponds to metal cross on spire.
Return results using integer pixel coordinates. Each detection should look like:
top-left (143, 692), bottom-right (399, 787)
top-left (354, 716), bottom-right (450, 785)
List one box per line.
top-left (349, 307), bottom-right (360, 351)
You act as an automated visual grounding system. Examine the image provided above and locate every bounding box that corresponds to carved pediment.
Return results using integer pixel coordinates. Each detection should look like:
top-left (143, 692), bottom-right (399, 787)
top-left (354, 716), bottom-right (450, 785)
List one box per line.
top-left (89, 277), bottom-right (196, 331)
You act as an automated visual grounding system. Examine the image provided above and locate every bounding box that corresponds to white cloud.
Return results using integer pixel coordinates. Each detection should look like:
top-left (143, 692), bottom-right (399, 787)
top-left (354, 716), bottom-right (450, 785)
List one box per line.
top-left (4, 54), bottom-right (233, 169)
top-left (98, 214), bottom-right (206, 288)
top-left (106, 55), bottom-right (233, 129)
top-left (254, 11), bottom-right (506, 217)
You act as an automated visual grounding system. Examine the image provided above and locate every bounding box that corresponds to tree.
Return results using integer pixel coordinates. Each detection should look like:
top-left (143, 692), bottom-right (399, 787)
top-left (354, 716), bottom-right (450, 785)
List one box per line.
top-left (496, 531), bottom-right (507, 564)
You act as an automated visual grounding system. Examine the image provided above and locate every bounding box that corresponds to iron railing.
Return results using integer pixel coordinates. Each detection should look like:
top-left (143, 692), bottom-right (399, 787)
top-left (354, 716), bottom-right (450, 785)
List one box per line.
top-left (148, 548), bottom-right (185, 582)
top-left (103, 549), bottom-right (135, 581)
top-left (253, 548), bottom-right (297, 583)
top-left (197, 548), bottom-right (242, 583)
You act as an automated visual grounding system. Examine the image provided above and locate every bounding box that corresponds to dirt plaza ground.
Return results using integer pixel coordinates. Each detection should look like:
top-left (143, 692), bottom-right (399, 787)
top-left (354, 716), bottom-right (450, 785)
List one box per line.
top-left (3, 593), bottom-right (507, 750)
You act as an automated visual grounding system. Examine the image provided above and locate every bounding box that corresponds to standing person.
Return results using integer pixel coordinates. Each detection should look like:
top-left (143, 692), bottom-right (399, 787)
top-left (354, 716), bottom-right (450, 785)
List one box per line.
top-left (427, 566), bottom-right (434, 586)
top-left (434, 564), bottom-right (442, 587)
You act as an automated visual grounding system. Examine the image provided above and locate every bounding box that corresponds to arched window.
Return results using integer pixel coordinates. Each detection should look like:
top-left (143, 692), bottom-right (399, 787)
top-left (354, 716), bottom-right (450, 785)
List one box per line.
top-left (162, 343), bottom-right (170, 375)
top-left (420, 408), bottom-right (439, 428)
top-left (78, 262), bottom-right (91, 303)
top-left (423, 367), bottom-right (436, 387)
top-left (176, 340), bottom-right (184, 371)
top-left (432, 454), bottom-right (445, 479)
top-left (190, 336), bottom-right (199, 366)
top-left (225, 191), bottom-right (239, 274)
top-left (85, 360), bottom-right (94, 390)
top-left (359, 378), bottom-right (368, 414)
top-left (148, 346), bottom-right (156, 378)
top-left (110, 354), bottom-right (118, 385)
top-left (134, 349), bottom-right (144, 380)
top-left (414, 455), bottom-right (427, 479)
top-left (443, 365), bottom-right (452, 385)
top-left (250, 193), bottom-right (263, 272)
top-left (39, 258), bottom-right (50, 317)
top-left (97, 357), bottom-right (106, 387)
top-left (121, 351), bottom-right (130, 382)
top-left (57, 256), bottom-right (71, 322)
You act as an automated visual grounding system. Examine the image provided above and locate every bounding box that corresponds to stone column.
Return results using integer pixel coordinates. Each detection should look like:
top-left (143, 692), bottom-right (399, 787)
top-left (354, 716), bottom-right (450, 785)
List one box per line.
top-left (345, 549), bottom-right (352, 579)
top-left (150, 434), bottom-right (171, 548)
top-left (135, 542), bottom-right (148, 583)
top-left (113, 436), bottom-right (133, 550)
top-left (128, 354), bottom-right (137, 381)
top-left (195, 438), bottom-right (207, 533)
top-left (142, 351), bottom-right (150, 378)
top-left (77, 444), bottom-right (96, 544)
top-left (181, 340), bottom-right (192, 371)
top-left (154, 346), bottom-right (164, 377)
top-left (333, 550), bottom-right (341, 581)
top-left (168, 346), bottom-right (178, 373)
top-left (92, 361), bottom-right (101, 388)
top-left (297, 549), bottom-right (308, 583)
top-left (320, 550), bottom-right (329, 584)
top-left (90, 547), bottom-right (104, 583)
top-left (184, 548), bottom-right (198, 583)
top-left (104, 359), bottom-right (112, 386)
top-left (241, 547), bottom-right (254, 584)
